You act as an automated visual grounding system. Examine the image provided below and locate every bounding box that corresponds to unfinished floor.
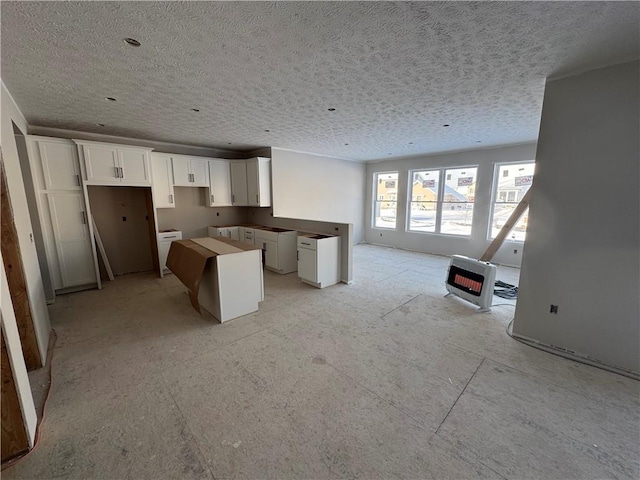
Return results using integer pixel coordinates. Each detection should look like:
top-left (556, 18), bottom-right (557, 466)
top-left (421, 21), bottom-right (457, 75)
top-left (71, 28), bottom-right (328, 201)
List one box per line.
top-left (4, 244), bottom-right (639, 479)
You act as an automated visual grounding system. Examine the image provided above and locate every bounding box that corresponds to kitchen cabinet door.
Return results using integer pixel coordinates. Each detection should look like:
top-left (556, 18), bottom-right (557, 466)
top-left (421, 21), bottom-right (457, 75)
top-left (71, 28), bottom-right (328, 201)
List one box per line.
top-left (261, 239), bottom-right (279, 270)
top-left (47, 193), bottom-right (95, 287)
top-left (119, 148), bottom-right (150, 185)
top-left (38, 141), bottom-right (81, 190)
top-left (208, 160), bottom-right (232, 206)
top-left (83, 144), bottom-right (120, 183)
top-left (297, 247), bottom-right (316, 283)
top-left (172, 156), bottom-right (191, 186)
top-left (190, 158), bottom-right (209, 186)
top-left (230, 161), bottom-right (248, 205)
top-left (150, 154), bottom-right (175, 208)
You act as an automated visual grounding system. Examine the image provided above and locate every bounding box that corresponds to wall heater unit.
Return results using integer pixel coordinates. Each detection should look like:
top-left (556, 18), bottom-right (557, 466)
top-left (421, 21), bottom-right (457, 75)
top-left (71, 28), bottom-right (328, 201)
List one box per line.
top-left (445, 255), bottom-right (497, 312)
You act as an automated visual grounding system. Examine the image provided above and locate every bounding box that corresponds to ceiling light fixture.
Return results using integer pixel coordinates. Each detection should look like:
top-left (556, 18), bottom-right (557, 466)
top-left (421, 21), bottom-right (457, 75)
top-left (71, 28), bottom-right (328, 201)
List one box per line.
top-left (344, 143), bottom-right (349, 146)
top-left (264, 129), bottom-right (270, 132)
top-left (123, 38), bottom-right (141, 47)
top-left (328, 108), bottom-right (336, 111)
top-left (443, 124), bottom-right (450, 127)
top-left (476, 140), bottom-right (482, 143)
top-left (191, 108), bottom-right (200, 112)
top-left (408, 142), bottom-right (414, 145)
top-left (105, 97), bottom-right (117, 102)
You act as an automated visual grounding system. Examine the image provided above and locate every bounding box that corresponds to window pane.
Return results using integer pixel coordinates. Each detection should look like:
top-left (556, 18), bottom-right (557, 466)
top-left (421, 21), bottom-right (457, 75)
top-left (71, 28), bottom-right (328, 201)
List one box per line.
top-left (490, 204), bottom-right (529, 241)
top-left (441, 202), bottom-right (474, 235)
top-left (444, 167), bottom-right (477, 202)
top-left (408, 170), bottom-right (439, 232)
top-left (491, 162), bottom-right (535, 240)
top-left (374, 172), bottom-right (398, 228)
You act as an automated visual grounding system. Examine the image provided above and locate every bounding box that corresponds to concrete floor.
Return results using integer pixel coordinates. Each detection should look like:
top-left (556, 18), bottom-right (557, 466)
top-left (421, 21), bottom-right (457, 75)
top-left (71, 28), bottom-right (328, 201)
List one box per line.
top-left (4, 244), bottom-right (639, 479)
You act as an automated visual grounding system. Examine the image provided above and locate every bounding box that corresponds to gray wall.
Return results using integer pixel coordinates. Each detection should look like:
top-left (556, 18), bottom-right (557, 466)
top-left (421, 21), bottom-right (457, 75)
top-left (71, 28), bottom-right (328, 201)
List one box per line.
top-left (156, 187), bottom-right (247, 239)
top-left (364, 143), bottom-right (537, 267)
top-left (270, 148), bottom-right (366, 243)
top-left (513, 61), bottom-right (639, 374)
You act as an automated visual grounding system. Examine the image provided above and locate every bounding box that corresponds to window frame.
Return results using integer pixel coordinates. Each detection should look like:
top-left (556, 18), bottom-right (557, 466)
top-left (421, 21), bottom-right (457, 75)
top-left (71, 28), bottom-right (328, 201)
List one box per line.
top-left (372, 170), bottom-right (399, 230)
top-left (488, 160), bottom-right (535, 243)
top-left (406, 164), bottom-right (478, 237)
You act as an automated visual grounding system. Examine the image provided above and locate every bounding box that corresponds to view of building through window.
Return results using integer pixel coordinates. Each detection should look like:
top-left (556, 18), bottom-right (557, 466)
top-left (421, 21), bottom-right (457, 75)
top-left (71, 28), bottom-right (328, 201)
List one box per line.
top-left (490, 162), bottom-right (535, 241)
top-left (408, 169), bottom-right (439, 232)
top-left (407, 166), bottom-right (477, 236)
top-left (373, 172), bottom-right (398, 228)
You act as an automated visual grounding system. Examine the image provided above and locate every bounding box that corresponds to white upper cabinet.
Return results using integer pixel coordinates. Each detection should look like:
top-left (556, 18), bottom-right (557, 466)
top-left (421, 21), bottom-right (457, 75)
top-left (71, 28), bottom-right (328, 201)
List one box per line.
top-left (172, 155), bottom-right (209, 187)
top-left (76, 140), bottom-right (151, 186)
top-left (208, 159), bottom-right (233, 206)
top-left (230, 157), bottom-right (271, 207)
top-left (246, 157), bottom-right (271, 207)
top-left (150, 153), bottom-right (175, 209)
top-left (230, 161), bottom-right (249, 205)
top-left (38, 141), bottom-right (82, 190)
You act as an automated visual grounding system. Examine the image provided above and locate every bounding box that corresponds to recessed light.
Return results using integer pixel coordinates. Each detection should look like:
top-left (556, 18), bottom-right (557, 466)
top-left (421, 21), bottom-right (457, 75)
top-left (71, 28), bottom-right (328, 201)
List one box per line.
top-left (476, 140), bottom-right (482, 143)
top-left (105, 97), bottom-right (117, 102)
top-left (264, 129), bottom-right (270, 132)
top-left (388, 153), bottom-right (392, 155)
top-left (328, 108), bottom-right (336, 111)
top-left (228, 142), bottom-right (232, 145)
top-left (123, 38), bottom-right (141, 47)
top-left (408, 142), bottom-right (414, 145)
top-left (191, 108), bottom-right (200, 112)
top-left (96, 123), bottom-right (105, 127)
top-left (344, 143), bottom-right (349, 146)
top-left (443, 124), bottom-right (450, 127)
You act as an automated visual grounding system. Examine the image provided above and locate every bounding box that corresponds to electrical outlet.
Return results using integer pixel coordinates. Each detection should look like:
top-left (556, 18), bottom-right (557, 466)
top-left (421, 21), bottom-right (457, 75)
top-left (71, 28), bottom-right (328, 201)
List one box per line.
top-left (334, 227), bottom-right (339, 231)
top-left (122, 216), bottom-right (127, 222)
top-left (380, 233), bottom-right (383, 237)
top-left (513, 249), bottom-right (518, 254)
top-left (216, 212), bottom-right (220, 216)
top-left (550, 304), bottom-right (558, 314)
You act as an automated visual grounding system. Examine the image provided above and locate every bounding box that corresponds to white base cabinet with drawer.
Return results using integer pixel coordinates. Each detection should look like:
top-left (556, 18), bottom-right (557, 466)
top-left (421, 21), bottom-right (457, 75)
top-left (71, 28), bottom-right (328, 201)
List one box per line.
top-left (297, 235), bottom-right (341, 288)
top-left (255, 228), bottom-right (297, 274)
top-left (208, 226), bottom-right (240, 241)
top-left (158, 231), bottom-right (182, 273)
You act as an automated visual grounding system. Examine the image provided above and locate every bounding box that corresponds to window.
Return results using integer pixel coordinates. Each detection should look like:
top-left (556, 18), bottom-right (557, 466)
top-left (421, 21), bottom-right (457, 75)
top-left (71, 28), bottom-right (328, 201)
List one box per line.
top-left (408, 166), bottom-right (477, 236)
top-left (441, 167), bottom-right (477, 235)
top-left (408, 169), bottom-right (439, 232)
top-left (373, 172), bottom-right (398, 229)
top-left (490, 162), bottom-right (535, 241)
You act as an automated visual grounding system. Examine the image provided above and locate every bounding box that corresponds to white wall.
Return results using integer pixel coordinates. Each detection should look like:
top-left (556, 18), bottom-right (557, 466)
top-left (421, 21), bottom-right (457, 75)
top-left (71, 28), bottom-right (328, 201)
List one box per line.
top-left (513, 61), bottom-right (639, 374)
top-left (364, 143), bottom-right (538, 267)
top-left (270, 148), bottom-right (366, 243)
top-left (1, 81), bottom-right (50, 362)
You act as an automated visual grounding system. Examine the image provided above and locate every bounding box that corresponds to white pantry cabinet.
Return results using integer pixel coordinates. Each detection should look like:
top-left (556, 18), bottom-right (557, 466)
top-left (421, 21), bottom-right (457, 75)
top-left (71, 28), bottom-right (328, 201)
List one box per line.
top-left (150, 153), bottom-right (175, 208)
top-left (172, 155), bottom-right (209, 187)
top-left (208, 159), bottom-right (233, 206)
top-left (75, 140), bottom-right (152, 186)
top-left (229, 157), bottom-right (271, 207)
top-left (26, 136), bottom-right (97, 292)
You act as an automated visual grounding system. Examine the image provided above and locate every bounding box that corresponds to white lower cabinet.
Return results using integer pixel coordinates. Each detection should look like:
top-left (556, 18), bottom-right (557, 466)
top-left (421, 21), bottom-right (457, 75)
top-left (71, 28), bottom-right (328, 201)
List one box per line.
top-left (297, 234), bottom-right (341, 288)
top-left (208, 226), bottom-right (240, 241)
top-left (254, 228), bottom-right (297, 274)
top-left (158, 231), bottom-right (182, 274)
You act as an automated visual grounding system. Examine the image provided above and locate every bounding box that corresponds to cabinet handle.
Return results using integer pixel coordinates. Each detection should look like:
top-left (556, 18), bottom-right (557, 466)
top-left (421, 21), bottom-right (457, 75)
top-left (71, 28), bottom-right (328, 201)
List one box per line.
top-left (169, 194), bottom-right (173, 203)
top-left (75, 174), bottom-right (81, 186)
top-left (297, 251), bottom-right (299, 261)
top-left (302, 242), bottom-right (311, 246)
top-left (81, 211), bottom-right (87, 224)
top-left (211, 194), bottom-right (214, 204)
top-left (256, 194), bottom-right (259, 203)
top-left (163, 235), bottom-right (177, 239)
top-left (190, 173), bottom-right (194, 183)
top-left (232, 194), bottom-right (235, 203)
top-left (114, 166), bottom-right (120, 178)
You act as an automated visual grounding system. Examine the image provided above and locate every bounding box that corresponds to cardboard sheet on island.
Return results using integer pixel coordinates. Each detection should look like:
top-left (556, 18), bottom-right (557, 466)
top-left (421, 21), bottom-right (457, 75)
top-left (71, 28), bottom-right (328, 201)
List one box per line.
top-left (166, 236), bottom-right (261, 313)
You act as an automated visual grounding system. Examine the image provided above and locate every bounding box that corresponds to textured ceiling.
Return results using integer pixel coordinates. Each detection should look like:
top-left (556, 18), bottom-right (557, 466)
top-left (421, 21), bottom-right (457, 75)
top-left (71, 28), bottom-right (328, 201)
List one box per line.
top-left (1, 1), bottom-right (638, 162)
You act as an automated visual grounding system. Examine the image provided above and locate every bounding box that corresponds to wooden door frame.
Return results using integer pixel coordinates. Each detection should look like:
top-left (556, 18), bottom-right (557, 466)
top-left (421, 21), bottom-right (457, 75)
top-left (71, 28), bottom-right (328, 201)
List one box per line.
top-left (0, 157), bottom-right (42, 370)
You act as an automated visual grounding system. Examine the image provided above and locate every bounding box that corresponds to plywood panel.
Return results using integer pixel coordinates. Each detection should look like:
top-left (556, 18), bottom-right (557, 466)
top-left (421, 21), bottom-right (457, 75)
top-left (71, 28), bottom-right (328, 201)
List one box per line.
top-left (1, 332), bottom-right (30, 462)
